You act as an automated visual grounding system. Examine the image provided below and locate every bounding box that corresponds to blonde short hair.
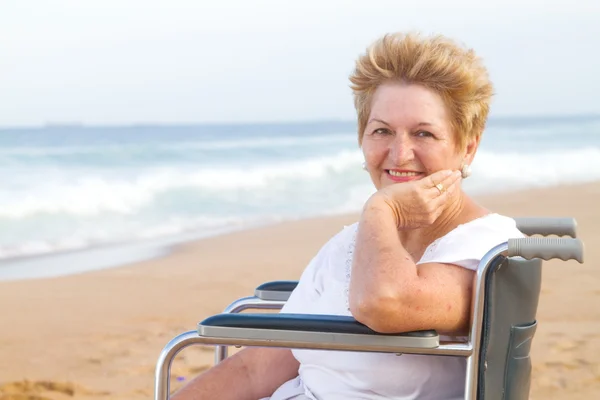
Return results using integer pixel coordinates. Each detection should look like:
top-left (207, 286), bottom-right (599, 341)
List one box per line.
top-left (349, 32), bottom-right (494, 150)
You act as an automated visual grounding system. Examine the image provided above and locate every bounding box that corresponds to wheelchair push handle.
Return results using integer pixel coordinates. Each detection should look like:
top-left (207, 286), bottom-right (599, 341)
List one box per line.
top-left (508, 237), bottom-right (584, 263)
top-left (514, 217), bottom-right (577, 237)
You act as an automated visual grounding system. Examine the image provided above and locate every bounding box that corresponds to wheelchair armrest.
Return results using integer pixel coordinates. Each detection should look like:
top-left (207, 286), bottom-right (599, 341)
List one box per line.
top-left (254, 280), bottom-right (299, 301)
top-left (514, 217), bottom-right (577, 237)
top-left (199, 313), bottom-right (439, 350)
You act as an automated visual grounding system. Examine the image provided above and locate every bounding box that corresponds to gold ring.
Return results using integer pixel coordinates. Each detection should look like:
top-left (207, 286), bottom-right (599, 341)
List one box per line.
top-left (435, 183), bottom-right (445, 194)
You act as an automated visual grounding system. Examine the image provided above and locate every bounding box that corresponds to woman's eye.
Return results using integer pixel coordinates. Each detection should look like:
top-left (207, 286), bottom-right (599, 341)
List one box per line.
top-left (373, 128), bottom-right (390, 135)
top-left (416, 130), bottom-right (434, 138)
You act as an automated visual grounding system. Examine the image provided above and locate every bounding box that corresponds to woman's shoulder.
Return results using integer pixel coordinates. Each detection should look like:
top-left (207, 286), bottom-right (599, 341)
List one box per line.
top-left (446, 213), bottom-right (525, 246)
top-left (455, 213), bottom-right (523, 236)
top-left (418, 213), bottom-right (524, 269)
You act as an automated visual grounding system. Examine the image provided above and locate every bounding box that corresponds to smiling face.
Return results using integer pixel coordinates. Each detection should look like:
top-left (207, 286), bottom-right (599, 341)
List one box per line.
top-left (361, 81), bottom-right (478, 190)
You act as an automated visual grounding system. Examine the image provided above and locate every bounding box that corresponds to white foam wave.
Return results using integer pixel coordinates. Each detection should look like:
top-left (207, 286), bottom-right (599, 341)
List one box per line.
top-left (2, 147), bottom-right (599, 220)
top-left (472, 147), bottom-right (600, 187)
top-left (0, 150), bottom-right (364, 218)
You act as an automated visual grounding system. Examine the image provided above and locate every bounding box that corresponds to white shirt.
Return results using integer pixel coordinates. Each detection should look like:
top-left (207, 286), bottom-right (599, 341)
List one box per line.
top-left (266, 213), bottom-right (524, 400)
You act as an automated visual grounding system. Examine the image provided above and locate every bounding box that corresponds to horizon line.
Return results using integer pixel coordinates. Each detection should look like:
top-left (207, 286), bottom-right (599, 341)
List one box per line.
top-left (1, 112), bottom-right (600, 131)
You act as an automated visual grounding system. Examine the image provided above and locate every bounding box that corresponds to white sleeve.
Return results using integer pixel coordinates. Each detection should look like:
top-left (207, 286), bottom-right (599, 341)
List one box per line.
top-left (278, 223), bottom-right (357, 314)
top-left (278, 230), bottom-right (341, 314)
top-left (279, 250), bottom-right (325, 314)
top-left (418, 219), bottom-right (524, 271)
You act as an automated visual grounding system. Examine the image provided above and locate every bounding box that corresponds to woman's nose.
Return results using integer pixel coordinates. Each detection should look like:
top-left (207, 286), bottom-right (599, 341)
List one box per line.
top-left (389, 134), bottom-right (414, 164)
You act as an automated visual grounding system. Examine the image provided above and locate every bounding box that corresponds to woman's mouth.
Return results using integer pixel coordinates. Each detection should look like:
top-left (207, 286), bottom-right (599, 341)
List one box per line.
top-left (388, 170), bottom-right (420, 177)
top-left (386, 170), bottom-right (423, 182)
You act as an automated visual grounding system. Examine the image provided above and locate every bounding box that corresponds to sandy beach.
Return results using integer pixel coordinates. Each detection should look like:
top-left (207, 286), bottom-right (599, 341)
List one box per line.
top-left (0, 182), bottom-right (598, 400)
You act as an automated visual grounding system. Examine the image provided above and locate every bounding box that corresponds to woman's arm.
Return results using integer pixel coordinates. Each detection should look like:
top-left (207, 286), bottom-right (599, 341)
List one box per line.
top-left (348, 199), bottom-right (474, 335)
top-left (172, 347), bottom-right (300, 400)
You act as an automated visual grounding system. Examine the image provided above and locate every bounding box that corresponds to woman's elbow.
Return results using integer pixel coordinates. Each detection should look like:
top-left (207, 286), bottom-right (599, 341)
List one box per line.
top-left (349, 291), bottom-right (407, 333)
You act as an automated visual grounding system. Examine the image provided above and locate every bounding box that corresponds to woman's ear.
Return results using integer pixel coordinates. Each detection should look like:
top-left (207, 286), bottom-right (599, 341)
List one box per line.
top-left (459, 134), bottom-right (481, 179)
top-left (463, 133), bottom-right (482, 165)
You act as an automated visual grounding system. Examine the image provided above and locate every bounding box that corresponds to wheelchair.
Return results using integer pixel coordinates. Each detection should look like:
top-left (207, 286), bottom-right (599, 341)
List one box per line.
top-left (154, 217), bottom-right (584, 400)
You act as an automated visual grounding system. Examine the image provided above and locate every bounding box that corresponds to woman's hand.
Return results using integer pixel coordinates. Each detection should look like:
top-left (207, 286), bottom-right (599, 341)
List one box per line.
top-left (366, 169), bottom-right (462, 230)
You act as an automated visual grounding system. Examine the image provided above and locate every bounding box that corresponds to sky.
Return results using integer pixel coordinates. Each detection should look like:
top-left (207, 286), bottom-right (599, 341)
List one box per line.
top-left (0, 0), bottom-right (599, 127)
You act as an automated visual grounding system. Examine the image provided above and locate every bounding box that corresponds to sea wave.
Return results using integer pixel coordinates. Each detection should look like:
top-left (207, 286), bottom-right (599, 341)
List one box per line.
top-left (0, 149), bottom-right (363, 218)
top-left (2, 146), bottom-right (600, 220)
top-left (472, 147), bottom-right (600, 185)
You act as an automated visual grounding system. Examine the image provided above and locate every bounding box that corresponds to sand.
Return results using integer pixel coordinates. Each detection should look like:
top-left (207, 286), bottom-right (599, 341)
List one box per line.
top-left (0, 182), bottom-right (599, 400)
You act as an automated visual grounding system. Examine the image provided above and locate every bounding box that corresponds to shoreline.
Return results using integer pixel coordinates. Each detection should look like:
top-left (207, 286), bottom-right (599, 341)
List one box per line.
top-left (0, 212), bottom-right (329, 282)
top-left (2, 180), bottom-right (598, 283)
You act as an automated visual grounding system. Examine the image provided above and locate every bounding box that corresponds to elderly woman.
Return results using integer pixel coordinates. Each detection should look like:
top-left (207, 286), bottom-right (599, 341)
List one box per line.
top-left (173, 32), bottom-right (523, 400)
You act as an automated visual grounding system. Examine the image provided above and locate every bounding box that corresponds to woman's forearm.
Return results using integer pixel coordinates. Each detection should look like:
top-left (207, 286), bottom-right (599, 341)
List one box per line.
top-left (171, 349), bottom-right (255, 400)
top-left (348, 199), bottom-right (420, 332)
top-left (172, 347), bottom-right (299, 400)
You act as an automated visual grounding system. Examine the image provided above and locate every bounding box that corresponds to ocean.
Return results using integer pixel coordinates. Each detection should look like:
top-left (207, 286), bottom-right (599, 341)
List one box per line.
top-left (1, 115), bottom-right (599, 280)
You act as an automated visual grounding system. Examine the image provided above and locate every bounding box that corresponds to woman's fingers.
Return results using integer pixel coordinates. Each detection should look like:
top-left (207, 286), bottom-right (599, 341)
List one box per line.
top-left (440, 170), bottom-right (462, 193)
top-left (380, 169), bottom-right (462, 229)
top-left (423, 169), bottom-right (461, 197)
top-left (424, 169), bottom-right (454, 187)
top-left (422, 170), bottom-right (461, 223)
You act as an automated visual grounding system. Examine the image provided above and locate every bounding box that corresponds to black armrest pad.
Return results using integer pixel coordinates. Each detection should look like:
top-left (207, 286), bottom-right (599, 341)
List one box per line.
top-left (255, 280), bottom-right (299, 292)
top-left (201, 313), bottom-right (437, 337)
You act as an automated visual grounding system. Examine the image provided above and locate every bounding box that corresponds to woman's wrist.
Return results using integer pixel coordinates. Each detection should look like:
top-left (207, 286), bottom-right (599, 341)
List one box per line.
top-left (363, 192), bottom-right (401, 228)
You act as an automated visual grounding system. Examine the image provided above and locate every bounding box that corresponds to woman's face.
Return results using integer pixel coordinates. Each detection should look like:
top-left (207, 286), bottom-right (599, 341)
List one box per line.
top-left (361, 81), bottom-right (476, 190)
